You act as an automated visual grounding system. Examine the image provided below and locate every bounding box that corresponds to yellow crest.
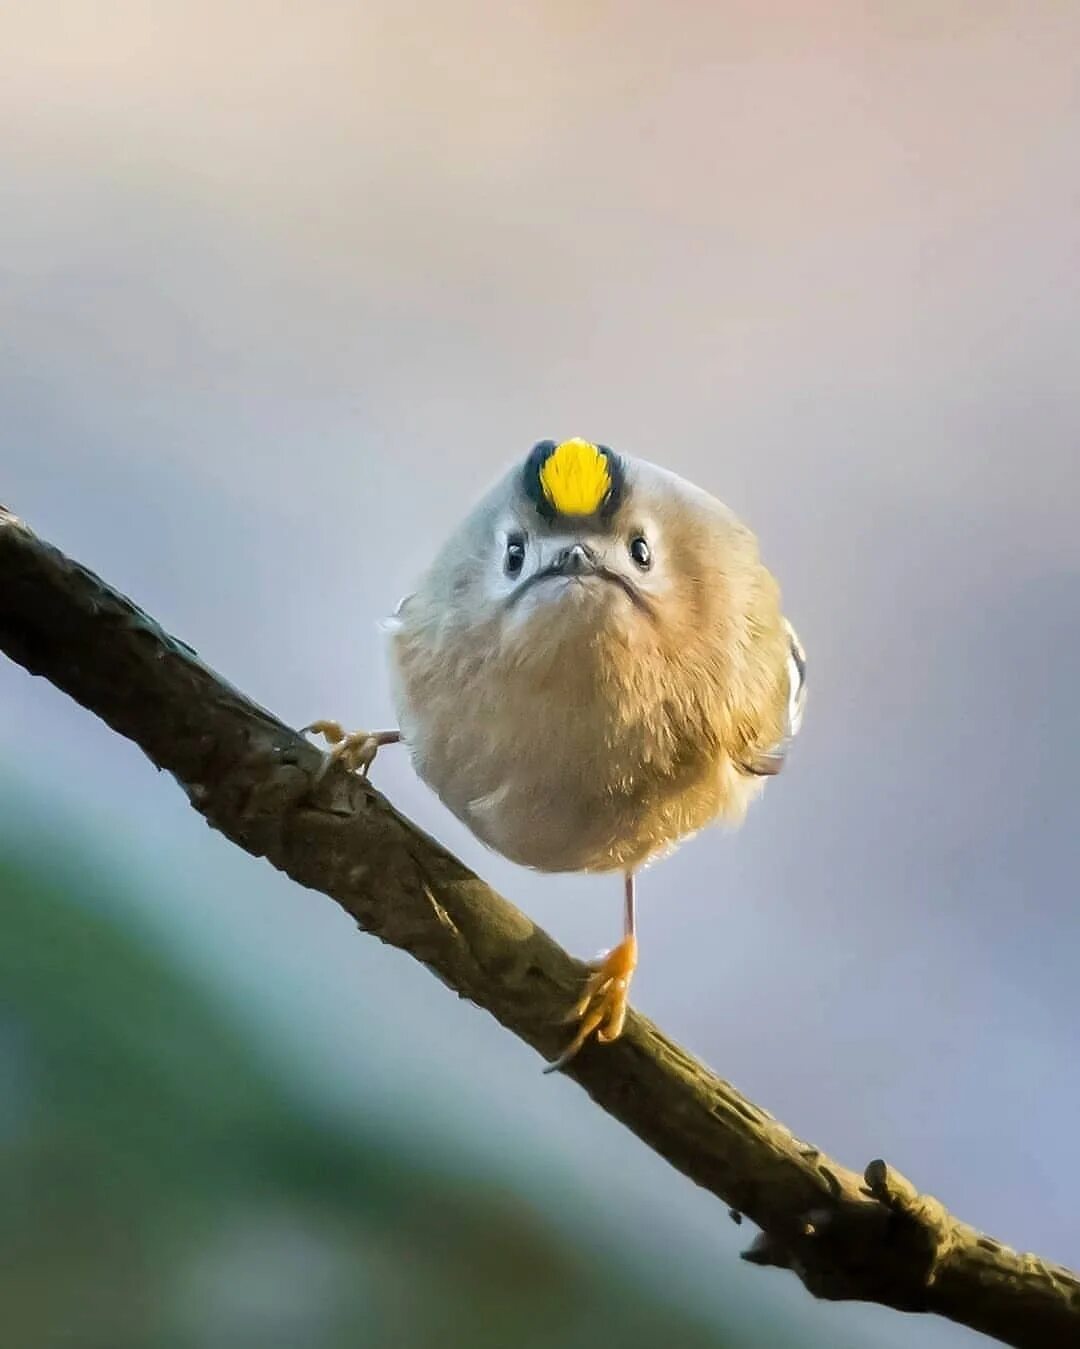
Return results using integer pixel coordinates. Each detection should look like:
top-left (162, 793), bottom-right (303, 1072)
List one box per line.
top-left (538, 439), bottom-right (611, 516)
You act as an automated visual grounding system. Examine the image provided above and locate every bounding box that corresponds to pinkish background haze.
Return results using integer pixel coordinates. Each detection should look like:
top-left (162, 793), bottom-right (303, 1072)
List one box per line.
top-left (3, 5), bottom-right (1079, 1346)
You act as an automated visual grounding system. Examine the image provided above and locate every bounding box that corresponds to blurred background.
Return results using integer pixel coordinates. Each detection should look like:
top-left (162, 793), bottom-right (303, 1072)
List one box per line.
top-left (1, 3), bottom-right (1078, 1346)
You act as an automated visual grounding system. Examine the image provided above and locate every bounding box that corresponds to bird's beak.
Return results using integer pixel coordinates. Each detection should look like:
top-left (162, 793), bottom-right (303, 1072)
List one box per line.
top-left (550, 542), bottom-right (600, 576)
top-left (506, 540), bottom-right (654, 619)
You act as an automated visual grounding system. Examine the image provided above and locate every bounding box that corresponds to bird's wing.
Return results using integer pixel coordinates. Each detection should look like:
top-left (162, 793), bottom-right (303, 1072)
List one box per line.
top-left (742, 620), bottom-right (806, 777)
top-left (381, 593), bottom-right (415, 633)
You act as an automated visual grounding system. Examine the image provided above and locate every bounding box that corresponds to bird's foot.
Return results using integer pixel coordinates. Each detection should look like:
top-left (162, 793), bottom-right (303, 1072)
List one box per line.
top-left (543, 935), bottom-right (638, 1074)
top-left (302, 720), bottom-right (401, 783)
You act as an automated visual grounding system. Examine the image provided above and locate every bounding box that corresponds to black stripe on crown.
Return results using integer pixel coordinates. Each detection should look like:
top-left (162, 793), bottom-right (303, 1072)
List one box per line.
top-left (521, 440), bottom-right (626, 521)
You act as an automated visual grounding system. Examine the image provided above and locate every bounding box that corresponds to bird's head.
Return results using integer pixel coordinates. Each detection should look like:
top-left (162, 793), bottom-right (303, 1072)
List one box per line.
top-left (400, 437), bottom-right (751, 676)
top-left (482, 438), bottom-right (668, 645)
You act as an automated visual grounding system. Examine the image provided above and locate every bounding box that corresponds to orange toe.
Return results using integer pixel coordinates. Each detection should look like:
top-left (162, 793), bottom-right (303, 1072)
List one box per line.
top-left (544, 935), bottom-right (638, 1073)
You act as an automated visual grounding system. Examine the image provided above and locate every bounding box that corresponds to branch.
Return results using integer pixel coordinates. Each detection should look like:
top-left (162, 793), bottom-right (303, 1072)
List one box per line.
top-left (0, 502), bottom-right (1076, 1349)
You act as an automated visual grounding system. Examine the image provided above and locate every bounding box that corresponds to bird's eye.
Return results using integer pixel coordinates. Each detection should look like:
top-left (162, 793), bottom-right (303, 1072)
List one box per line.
top-left (504, 533), bottom-right (526, 576)
top-left (629, 535), bottom-right (651, 570)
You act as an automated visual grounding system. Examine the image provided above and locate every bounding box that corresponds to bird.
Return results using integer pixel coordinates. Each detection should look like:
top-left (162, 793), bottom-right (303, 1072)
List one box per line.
top-left (305, 438), bottom-right (805, 1070)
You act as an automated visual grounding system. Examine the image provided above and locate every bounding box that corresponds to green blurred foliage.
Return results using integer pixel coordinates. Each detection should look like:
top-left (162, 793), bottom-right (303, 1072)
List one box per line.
top-left (0, 847), bottom-right (743, 1349)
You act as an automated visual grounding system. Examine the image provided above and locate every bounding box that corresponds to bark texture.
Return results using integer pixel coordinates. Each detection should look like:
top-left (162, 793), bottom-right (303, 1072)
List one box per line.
top-left (1, 503), bottom-right (1076, 1349)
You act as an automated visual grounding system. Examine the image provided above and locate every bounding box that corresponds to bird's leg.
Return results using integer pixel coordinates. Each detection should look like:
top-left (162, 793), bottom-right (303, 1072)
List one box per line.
top-left (544, 872), bottom-right (638, 1073)
top-left (302, 720), bottom-right (401, 783)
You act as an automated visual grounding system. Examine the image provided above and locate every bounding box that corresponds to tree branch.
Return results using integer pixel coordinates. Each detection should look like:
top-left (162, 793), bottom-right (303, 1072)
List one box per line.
top-left (1, 502), bottom-right (1076, 1349)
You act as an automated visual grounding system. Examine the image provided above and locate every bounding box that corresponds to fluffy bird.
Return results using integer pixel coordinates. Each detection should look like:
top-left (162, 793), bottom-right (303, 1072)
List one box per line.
top-left (306, 438), bottom-right (805, 1069)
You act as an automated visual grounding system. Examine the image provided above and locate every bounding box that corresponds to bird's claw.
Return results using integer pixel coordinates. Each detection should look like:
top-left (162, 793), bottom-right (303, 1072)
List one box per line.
top-left (543, 935), bottom-right (638, 1074)
top-left (302, 719), bottom-right (401, 783)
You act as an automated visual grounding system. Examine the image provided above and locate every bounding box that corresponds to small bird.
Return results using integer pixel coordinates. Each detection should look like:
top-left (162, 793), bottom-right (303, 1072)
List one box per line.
top-left (306, 438), bottom-right (805, 1070)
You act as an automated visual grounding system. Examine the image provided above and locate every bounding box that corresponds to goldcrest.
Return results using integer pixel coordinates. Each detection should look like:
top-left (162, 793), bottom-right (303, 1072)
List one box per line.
top-left (307, 438), bottom-right (805, 1069)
